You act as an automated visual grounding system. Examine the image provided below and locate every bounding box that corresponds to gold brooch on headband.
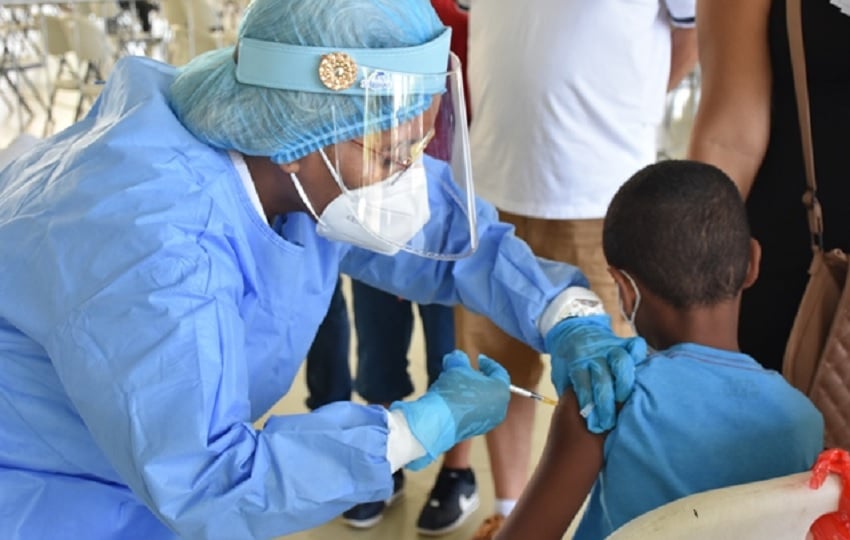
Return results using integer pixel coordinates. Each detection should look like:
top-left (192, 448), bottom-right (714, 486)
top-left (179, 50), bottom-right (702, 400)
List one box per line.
top-left (318, 52), bottom-right (357, 91)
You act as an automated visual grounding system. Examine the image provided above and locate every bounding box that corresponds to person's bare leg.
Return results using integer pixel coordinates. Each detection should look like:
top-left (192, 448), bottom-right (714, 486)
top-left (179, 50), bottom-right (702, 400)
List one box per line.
top-left (442, 440), bottom-right (472, 468)
top-left (453, 292), bottom-right (543, 538)
top-left (485, 393), bottom-right (535, 499)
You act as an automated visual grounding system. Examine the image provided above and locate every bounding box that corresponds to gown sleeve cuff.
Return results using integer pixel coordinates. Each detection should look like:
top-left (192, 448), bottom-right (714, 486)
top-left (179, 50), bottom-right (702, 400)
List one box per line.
top-left (537, 286), bottom-right (606, 336)
top-left (385, 408), bottom-right (427, 472)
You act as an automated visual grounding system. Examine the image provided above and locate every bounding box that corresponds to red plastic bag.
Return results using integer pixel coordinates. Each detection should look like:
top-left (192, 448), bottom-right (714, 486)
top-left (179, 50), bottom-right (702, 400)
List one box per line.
top-left (809, 449), bottom-right (850, 539)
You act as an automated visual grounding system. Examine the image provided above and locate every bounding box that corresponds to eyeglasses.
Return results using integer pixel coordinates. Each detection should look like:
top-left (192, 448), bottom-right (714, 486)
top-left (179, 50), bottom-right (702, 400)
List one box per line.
top-left (351, 129), bottom-right (435, 173)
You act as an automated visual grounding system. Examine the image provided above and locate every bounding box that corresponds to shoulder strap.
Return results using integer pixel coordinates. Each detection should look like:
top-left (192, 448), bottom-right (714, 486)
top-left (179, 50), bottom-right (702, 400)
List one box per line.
top-left (787, 0), bottom-right (824, 252)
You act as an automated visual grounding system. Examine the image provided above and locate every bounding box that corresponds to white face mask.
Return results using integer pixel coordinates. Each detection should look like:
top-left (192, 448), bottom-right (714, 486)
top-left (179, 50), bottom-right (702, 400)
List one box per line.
top-left (617, 269), bottom-right (642, 335)
top-left (290, 149), bottom-right (431, 255)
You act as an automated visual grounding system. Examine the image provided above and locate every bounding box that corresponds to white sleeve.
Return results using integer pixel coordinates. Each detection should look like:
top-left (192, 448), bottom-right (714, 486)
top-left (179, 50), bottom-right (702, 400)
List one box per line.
top-left (537, 286), bottom-right (606, 336)
top-left (385, 409), bottom-right (426, 472)
top-left (664, 0), bottom-right (696, 28)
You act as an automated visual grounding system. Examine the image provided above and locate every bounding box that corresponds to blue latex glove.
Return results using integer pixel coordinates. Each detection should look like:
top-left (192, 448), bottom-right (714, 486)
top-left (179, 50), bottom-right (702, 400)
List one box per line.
top-left (545, 314), bottom-right (647, 434)
top-left (390, 350), bottom-right (510, 471)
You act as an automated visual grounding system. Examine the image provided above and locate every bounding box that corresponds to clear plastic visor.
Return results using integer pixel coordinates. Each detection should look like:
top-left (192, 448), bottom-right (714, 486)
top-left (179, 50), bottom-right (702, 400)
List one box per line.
top-left (321, 53), bottom-right (477, 260)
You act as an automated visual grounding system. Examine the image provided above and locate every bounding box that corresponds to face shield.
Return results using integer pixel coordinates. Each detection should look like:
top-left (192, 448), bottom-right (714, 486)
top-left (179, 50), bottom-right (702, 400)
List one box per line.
top-left (235, 29), bottom-right (477, 260)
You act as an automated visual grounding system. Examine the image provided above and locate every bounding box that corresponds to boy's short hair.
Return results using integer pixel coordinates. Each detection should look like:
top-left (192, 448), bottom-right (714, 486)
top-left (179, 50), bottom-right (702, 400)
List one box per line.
top-left (602, 160), bottom-right (751, 309)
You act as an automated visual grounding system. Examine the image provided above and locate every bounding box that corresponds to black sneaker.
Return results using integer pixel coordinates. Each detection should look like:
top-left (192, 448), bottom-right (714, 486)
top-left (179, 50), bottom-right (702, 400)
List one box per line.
top-left (416, 467), bottom-right (479, 536)
top-left (342, 469), bottom-right (405, 529)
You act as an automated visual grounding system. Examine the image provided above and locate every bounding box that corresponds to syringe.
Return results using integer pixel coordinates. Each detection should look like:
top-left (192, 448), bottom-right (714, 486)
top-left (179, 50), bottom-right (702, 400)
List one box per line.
top-left (508, 384), bottom-right (558, 406)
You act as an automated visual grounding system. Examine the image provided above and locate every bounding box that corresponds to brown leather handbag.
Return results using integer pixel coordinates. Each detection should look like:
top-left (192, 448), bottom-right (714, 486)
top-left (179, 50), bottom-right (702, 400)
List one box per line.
top-left (781, 0), bottom-right (850, 450)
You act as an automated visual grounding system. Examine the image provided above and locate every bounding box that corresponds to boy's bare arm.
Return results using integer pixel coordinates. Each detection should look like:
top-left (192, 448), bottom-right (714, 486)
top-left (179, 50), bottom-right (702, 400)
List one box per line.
top-left (496, 390), bottom-right (606, 540)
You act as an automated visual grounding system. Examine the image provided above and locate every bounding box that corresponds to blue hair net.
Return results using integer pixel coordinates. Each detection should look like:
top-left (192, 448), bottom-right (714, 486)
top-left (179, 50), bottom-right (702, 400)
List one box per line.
top-left (169, 0), bottom-right (446, 164)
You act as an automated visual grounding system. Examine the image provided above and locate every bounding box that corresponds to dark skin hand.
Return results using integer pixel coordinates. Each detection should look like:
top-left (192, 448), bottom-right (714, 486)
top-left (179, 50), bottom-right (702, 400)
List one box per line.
top-left (495, 390), bottom-right (606, 540)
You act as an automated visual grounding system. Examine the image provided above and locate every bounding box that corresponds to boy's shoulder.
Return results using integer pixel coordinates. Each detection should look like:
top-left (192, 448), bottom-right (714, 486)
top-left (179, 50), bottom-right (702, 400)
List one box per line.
top-left (630, 342), bottom-right (822, 428)
top-left (640, 342), bottom-right (772, 377)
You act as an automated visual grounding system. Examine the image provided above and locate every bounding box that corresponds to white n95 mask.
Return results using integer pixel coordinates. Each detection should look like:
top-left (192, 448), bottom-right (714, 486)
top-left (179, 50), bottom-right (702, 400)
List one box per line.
top-left (316, 164), bottom-right (431, 255)
top-left (290, 149), bottom-right (431, 255)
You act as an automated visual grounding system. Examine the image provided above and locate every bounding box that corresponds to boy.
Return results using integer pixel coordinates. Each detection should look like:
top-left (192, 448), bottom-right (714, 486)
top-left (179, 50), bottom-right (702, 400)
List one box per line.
top-left (495, 160), bottom-right (824, 539)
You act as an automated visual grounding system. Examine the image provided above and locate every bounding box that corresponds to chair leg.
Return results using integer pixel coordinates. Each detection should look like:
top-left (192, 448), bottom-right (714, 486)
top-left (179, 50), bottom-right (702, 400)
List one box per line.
top-left (43, 58), bottom-right (67, 137)
top-left (15, 66), bottom-right (47, 113)
top-left (73, 62), bottom-right (93, 121)
top-left (0, 84), bottom-right (12, 109)
top-left (1, 69), bottom-right (33, 117)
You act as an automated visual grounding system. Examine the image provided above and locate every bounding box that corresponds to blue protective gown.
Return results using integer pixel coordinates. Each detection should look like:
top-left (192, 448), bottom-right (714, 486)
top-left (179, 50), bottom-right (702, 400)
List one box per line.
top-left (0, 57), bottom-right (586, 539)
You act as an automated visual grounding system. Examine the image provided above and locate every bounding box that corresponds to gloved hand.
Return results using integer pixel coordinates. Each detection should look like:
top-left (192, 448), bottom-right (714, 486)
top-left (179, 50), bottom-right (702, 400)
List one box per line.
top-left (390, 350), bottom-right (510, 471)
top-left (545, 314), bottom-right (647, 434)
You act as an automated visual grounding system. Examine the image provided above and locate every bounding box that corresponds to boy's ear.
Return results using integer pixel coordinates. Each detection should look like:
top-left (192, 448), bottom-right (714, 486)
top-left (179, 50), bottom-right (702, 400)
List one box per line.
top-left (608, 266), bottom-right (636, 313)
top-left (742, 238), bottom-right (761, 290)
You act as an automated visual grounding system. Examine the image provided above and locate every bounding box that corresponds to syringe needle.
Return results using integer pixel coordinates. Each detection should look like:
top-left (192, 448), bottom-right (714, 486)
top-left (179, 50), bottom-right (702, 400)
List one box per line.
top-left (509, 384), bottom-right (558, 406)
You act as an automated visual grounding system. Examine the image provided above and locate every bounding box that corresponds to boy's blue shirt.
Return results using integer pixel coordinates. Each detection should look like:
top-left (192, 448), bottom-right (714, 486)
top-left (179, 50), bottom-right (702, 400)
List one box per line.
top-left (575, 342), bottom-right (824, 539)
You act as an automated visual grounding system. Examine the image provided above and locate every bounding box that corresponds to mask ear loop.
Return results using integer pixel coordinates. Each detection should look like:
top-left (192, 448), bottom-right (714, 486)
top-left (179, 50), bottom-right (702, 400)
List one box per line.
top-left (318, 147), bottom-right (349, 193)
top-left (287, 147), bottom-right (350, 222)
top-left (289, 172), bottom-right (321, 221)
top-left (620, 269), bottom-right (642, 325)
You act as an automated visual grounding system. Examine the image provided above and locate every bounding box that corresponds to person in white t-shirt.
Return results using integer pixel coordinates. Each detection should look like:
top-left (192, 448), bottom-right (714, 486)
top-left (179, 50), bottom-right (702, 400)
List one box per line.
top-left (459, 1), bottom-right (698, 538)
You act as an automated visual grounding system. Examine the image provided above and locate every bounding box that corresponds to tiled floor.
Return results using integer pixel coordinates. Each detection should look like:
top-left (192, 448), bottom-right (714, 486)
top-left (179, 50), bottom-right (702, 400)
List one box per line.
top-left (1, 39), bottom-right (696, 540)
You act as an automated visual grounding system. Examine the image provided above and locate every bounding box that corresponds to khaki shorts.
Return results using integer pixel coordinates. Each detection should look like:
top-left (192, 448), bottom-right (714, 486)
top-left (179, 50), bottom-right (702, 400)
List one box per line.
top-left (456, 211), bottom-right (632, 388)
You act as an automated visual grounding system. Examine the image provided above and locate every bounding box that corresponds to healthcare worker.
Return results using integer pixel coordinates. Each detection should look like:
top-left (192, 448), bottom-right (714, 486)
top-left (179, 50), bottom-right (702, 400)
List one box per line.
top-left (0, 0), bottom-right (645, 538)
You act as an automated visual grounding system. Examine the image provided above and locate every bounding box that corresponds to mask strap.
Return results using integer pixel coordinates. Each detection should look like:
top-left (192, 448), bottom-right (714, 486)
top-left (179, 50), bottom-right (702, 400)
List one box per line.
top-left (289, 147), bottom-right (350, 221)
top-left (318, 148), bottom-right (348, 192)
top-left (621, 269), bottom-right (642, 324)
top-left (289, 172), bottom-right (321, 221)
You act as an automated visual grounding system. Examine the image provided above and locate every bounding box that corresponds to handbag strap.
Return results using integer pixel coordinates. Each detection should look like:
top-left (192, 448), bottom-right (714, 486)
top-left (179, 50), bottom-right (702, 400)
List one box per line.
top-left (787, 0), bottom-right (824, 252)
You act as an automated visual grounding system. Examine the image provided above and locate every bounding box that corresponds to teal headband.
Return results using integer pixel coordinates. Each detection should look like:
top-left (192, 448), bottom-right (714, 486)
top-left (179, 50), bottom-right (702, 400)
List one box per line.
top-left (235, 28), bottom-right (452, 95)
